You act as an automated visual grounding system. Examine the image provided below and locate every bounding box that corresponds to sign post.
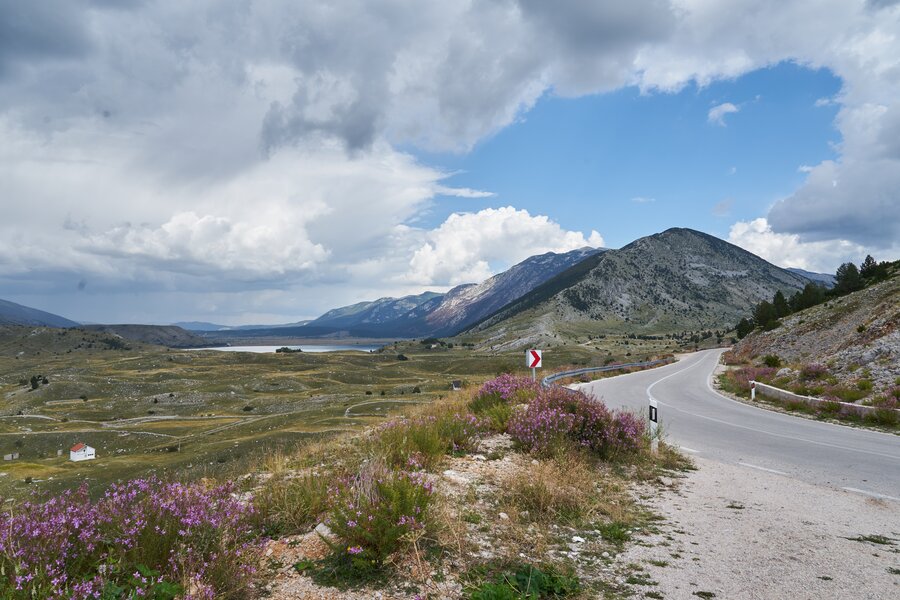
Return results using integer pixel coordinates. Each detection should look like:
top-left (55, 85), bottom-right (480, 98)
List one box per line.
top-left (649, 397), bottom-right (659, 452)
top-left (750, 381), bottom-right (756, 401)
top-left (526, 349), bottom-right (542, 382)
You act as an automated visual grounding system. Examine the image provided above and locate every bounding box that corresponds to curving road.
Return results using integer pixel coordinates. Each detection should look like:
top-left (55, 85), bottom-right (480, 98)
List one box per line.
top-left (579, 349), bottom-right (900, 502)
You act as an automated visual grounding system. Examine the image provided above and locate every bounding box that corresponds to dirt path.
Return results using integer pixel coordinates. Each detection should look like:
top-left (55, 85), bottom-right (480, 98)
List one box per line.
top-left (619, 456), bottom-right (899, 599)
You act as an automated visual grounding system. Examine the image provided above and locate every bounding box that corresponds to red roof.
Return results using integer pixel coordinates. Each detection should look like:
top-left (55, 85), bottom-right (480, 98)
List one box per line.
top-left (71, 442), bottom-right (86, 452)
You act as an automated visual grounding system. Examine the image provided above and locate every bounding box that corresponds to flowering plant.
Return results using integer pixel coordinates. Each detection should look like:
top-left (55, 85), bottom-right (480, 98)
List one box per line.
top-left (0, 478), bottom-right (261, 599)
top-left (326, 463), bottom-right (433, 570)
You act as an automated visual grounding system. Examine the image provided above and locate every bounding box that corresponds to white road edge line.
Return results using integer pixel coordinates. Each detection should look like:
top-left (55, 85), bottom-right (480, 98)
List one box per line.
top-left (739, 461), bottom-right (788, 476)
top-left (646, 352), bottom-right (708, 403)
top-left (679, 446), bottom-right (700, 453)
top-left (841, 487), bottom-right (900, 502)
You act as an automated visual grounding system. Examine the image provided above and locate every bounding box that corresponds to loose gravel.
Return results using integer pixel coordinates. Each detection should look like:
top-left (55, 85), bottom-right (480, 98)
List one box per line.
top-left (618, 456), bottom-right (899, 600)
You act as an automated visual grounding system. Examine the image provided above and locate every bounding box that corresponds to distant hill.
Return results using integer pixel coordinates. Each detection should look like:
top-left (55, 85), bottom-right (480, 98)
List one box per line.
top-left (0, 298), bottom-right (79, 328)
top-left (303, 248), bottom-right (603, 338)
top-left (424, 248), bottom-right (603, 336)
top-left (464, 228), bottom-right (810, 348)
top-left (173, 320), bottom-right (312, 331)
top-left (81, 324), bottom-right (210, 348)
top-left (786, 268), bottom-right (836, 288)
top-left (308, 292), bottom-right (443, 332)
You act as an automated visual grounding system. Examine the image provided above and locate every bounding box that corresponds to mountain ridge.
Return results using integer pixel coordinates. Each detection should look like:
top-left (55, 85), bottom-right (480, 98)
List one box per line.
top-left (0, 298), bottom-right (79, 328)
top-left (463, 228), bottom-right (811, 347)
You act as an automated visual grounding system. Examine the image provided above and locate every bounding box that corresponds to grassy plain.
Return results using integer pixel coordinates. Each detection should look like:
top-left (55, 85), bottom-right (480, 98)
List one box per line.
top-left (0, 326), bottom-right (678, 499)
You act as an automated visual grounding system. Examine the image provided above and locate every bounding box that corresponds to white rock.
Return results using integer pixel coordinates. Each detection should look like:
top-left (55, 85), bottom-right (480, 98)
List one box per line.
top-left (531, 459), bottom-right (539, 465)
top-left (572, 536), bottom-right (586, 543)
top-left (602, 551), bottom-right (611, 558)
top-left (314, 523), bottom-right (333, 538)
top-left (442, 469), bottom-right (470, 485)
top-left (499, 512), bottom-right (510, 520)
top-left (473, 454), bottom-right (487, 461)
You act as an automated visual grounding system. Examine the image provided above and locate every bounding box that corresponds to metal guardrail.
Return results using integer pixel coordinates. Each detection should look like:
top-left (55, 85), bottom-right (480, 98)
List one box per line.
top-left (541, 358), bottom-right (673, 388)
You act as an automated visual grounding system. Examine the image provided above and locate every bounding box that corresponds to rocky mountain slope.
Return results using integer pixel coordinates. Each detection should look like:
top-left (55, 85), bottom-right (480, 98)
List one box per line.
top-left (308, 291), bottom-right (443, 331)
top-left (304, 247), bottom-right (602, 337)
top-left (786, 268), bottom-right (836, 288)
top-left (465, 228), bottom-right (810, 347)
top-left (0, 298), bottom-right (79, 328)
top-left (732, 273), bottom-right (899, 393)
top-left (81, 324), bottom-right (210, 348)
top-left (424, 248), bottom-right (602, 336)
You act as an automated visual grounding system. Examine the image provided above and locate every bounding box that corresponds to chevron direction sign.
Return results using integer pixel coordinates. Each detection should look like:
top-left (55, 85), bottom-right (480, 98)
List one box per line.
top-left (526, 349), bottom-right (542, 369)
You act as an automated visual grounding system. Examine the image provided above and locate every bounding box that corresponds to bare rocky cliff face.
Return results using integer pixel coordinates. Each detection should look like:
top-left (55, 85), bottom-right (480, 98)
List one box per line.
top-left (733, 275), bottom-right (900, 393)
top-left (424, 247), bottom-right (602, 336)
top-left (305, 247), bottom-right (602, 337)
top-left (469, 228), bottom-right (810, 340)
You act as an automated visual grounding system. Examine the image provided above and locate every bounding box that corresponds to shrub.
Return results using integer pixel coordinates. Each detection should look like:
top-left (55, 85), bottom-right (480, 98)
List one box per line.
top-left (800, 364), bottom-right (828, 380)
top-left (501, 459), bottom-right (596, 525)
top-left (856, 379), bottom-right (873, 392)
top-left (466, 563), bottom-right (580, 600)
top-left (721, 367), bottom-right (776, 395)
top-left (477, 374), bottom-right (539, 402)
top-left (864, 407), bottom-right (899, 427)
top-left (0, 479), bottom-right (261, 599)
top-left (375, 413), bottom-right (483, 470)
top-left (762, 354), bottom-right (781, 368)
top-left (255, 473), bottom-right (331, 536)
top-left (326, 463), bottom-right (432, 571)
top-left (507, 387), bottom-right (644, 458)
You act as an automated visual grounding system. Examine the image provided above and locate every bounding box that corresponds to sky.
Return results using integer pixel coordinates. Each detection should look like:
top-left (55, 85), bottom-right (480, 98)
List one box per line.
top-left (1, 0), bottom-right (899, 325)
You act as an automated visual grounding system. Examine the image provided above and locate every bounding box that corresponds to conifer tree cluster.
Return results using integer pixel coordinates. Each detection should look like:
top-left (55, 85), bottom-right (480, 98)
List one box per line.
top-left (734, 255), bottom-right (896, 338)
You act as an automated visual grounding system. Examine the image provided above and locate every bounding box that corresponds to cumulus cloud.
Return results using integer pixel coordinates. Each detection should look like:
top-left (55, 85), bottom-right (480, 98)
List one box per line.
top-left (727, 218), bottom-right (867, 272)
top-left (708, 102), bottom-right (739, 126)
top-left (1, 0), bottom-right (899, 322)
top-left (405, 207), bottom-right (604, 285)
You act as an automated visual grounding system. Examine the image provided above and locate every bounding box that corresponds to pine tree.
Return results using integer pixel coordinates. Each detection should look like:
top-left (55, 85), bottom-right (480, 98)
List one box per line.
top-left (772, 290), bottom-right (791, 319)
top-left (834, 262), bottom-right (863, 295)
top-left (859, 255), bottom-right (877, 278)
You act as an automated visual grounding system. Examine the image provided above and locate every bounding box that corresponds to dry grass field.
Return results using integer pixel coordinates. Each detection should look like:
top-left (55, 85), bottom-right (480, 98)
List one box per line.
top-left (0, 326), bottom-right (679, 499)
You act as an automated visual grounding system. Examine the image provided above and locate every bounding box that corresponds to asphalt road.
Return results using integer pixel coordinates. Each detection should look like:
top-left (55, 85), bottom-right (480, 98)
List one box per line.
top-left (580, 348), bottom-right (900, 502)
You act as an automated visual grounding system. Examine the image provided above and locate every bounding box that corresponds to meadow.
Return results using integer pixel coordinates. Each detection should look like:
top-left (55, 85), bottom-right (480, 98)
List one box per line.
top-left (0, 326), bottom-right (678, 499)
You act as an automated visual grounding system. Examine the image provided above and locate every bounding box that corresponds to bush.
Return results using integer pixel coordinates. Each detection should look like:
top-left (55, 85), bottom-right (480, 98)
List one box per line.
top-left (800, 364), bottom-right (828, 380)
top-left (255, 473), bottom-right (331, 536)
top-left (466, 563), bottom-right (580, 600)
top-left (501, 459), bottom-right (596, 525)
top-left (0, 479), bottom-right (261, 599)
top-left (864, 407), bottom-right (899, 427)
top-left (477, 374), bottom-right (539, 402)
top-left (720, 367), bottom-right (776, 395)
top-left (374, 412), bottom-right (483, 470)
top-left (507, 387), bottom-right (644, 458)
top-left (326, 464), bottom-right (432, 570)
top-left (856, 379), bottom-right (873, 392)
top-left (762, 355), bottom-right (781, 368)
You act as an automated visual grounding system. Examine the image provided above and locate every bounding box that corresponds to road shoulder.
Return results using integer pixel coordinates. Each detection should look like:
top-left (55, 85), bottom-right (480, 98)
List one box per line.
top-left (617, 456), bottom-right (899, 599)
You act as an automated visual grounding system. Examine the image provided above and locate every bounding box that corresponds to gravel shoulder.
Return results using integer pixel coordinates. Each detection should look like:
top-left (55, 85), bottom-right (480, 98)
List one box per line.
top-left (619, 456), bottom-right (900, 600)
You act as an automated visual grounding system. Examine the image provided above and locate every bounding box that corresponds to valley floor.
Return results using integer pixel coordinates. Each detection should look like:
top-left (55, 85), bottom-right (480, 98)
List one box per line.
top-left (619, 456), bottom-right (899, 600)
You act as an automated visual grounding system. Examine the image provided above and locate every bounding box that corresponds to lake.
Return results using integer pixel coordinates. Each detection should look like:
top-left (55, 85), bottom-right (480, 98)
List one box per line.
top-left (198, 344), bottom-right (381, 353)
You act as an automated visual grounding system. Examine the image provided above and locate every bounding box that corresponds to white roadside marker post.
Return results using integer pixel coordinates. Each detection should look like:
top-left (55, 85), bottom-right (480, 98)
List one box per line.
top-left (751, 380), bottom-right (756, 401)
top-left (649, 397), bottom-right (659, 453)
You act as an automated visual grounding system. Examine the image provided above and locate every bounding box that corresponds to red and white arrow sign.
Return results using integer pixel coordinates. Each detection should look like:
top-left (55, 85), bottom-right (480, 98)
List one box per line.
top-left (526, 349), bottom-right (542, 369)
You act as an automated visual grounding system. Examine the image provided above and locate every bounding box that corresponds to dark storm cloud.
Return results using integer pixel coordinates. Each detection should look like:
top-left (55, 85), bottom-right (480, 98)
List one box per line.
top-left (0, 1), bottom-right (92, 76)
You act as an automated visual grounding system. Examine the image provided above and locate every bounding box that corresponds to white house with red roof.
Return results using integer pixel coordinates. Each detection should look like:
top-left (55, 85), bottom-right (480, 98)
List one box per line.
top-left (70, 442), bottom-right (96, 462)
